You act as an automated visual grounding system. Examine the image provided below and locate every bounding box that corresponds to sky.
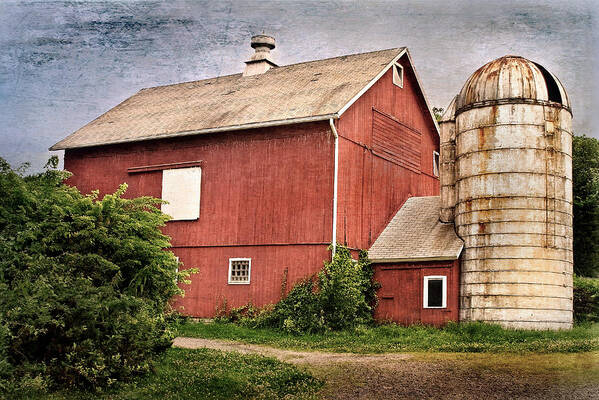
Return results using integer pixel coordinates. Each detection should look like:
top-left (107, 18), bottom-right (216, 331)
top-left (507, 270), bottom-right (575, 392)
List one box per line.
top-left (1, 0), bottom-right (597, 171)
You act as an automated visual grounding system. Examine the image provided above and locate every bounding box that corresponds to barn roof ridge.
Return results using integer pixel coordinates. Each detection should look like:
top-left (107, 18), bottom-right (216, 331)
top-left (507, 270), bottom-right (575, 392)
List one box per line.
top-left (137, 47), bottom-right (406, 92)
top-left (50, 46), bottom-right (441, 151)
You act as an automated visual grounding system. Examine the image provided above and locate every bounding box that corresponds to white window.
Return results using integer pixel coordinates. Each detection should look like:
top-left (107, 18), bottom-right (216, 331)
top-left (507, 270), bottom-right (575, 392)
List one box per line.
top-left (433, 151), bottom-right (440, 177)
top-left (393, 62), bottom-right (404, 88)
top-left (423, 276), bottom-right (447, 308)
top-left (228, 258), bottom-right (251, 284)
top-left (161, 167), bottom-right (201, 221)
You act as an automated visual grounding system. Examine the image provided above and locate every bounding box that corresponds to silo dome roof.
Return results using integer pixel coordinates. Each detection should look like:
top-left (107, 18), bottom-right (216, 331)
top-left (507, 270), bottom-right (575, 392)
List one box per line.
top-left (455, 56), bottom-right (570, 114)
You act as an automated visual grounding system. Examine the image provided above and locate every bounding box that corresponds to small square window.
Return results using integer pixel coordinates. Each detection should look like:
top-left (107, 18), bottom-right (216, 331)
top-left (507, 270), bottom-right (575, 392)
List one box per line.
top-left (228, 258), bottom-right (251, 284)
top-left (393, 62), bottom-right (404, 88)
top-left (433, 151), bottom-right (440, 177)
top-left (423, 276), bottom-right (447, 308)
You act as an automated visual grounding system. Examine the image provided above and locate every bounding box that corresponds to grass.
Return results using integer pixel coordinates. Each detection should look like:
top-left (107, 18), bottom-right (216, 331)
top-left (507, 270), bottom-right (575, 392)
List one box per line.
top-left (8, 324), bottom-right (598, 399)
top-left (10, 348), bottom-right (322, 400)
top-left (177, 320), bottom-right (599, 353)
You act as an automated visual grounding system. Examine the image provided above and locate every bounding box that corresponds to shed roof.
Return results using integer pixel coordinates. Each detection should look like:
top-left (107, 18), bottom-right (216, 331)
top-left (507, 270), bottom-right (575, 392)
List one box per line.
top-left (369, 196), bottom-right (463, 262)
top-left (51, 47), bottom-right (416, 150)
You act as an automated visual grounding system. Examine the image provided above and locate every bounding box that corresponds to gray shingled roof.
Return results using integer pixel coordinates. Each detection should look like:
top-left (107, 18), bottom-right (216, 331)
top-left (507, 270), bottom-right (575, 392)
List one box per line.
top-left (51, 47), bottom-right (406, 150)
top-left (369, 196), bottom-right (463, 262)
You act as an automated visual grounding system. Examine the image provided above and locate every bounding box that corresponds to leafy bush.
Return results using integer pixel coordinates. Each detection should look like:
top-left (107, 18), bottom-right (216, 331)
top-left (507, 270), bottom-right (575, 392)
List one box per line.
top-left (574, 275), bottom-right (599, 323)
top-left (0, 158), bottom-right (195, 391)
top-left (267, 279), bottom-right (325, 333)
top-left (318, 247), bottom-right (377, 330)
top-left (219, 246), bottom-right (379, 334)
top-left (0, 322), bottom-right (14, 392)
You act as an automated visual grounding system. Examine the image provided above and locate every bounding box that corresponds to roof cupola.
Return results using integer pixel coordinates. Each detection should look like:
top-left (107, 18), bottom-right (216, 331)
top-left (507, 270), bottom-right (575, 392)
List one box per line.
top-left (243, 34), bottom-right (278, 76)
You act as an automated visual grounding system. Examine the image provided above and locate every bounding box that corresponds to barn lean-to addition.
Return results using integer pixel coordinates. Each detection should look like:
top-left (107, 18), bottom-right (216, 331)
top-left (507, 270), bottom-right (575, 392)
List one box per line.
top-left (52, 35), bottom-right (573, 329)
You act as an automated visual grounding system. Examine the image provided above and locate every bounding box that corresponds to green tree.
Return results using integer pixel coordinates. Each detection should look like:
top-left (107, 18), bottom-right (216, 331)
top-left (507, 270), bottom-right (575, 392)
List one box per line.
top-left (432, 107), bottom-right (444, 122)
top-left (0, 157), bottom-right (194, 390)
top-left (573, 135), bottom-right (599, 276)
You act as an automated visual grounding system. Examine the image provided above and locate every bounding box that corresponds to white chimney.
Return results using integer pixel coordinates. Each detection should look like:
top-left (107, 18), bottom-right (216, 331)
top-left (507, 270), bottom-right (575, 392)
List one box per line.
top-left (243, 34), bottom-right (278, 76)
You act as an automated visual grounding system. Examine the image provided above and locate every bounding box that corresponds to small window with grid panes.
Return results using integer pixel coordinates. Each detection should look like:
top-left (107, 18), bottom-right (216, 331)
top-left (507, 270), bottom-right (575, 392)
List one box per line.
top-left (228, 258), bottom-right (251, 284)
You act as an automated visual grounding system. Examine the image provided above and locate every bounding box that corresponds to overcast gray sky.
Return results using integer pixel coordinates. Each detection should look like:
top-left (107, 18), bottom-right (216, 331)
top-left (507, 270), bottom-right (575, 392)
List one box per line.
top-left (1, 0), bottom-right (597, 171)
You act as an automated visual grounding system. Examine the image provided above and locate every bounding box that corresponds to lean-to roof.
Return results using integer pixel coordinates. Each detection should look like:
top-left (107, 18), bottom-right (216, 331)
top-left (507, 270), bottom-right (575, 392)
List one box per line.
top-left (369, 196), bottom-right (463, 262)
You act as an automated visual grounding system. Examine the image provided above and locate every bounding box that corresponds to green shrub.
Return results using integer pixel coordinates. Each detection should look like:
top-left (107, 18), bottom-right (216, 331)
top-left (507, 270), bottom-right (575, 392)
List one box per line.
top-left (267, 279), bottom-right (324, 334)
top-left (318, 247), bottom-right (377, 330)
top-left (0, 157), bottom-right (195, 391)
top-left (0, 322), bottom-right (14, 391)
top-left (574, 275), bottom-right (599, 323)
top-left (219, 245), bottom-right (379, 334)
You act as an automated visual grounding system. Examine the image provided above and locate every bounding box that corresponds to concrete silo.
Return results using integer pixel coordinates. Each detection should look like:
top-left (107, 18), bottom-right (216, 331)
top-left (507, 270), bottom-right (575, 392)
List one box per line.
top-left (440, 56), bottom-right (573, 329)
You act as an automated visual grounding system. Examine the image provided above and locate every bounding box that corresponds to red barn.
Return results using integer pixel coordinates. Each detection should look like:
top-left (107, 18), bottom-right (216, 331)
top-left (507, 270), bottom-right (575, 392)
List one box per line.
top-left (51, 35), bottom-right (462, 325)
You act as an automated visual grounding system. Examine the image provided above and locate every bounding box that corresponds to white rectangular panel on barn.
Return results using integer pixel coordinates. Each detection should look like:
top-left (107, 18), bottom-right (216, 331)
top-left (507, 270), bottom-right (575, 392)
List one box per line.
top-left (161, 167), bottom-right (201, 220)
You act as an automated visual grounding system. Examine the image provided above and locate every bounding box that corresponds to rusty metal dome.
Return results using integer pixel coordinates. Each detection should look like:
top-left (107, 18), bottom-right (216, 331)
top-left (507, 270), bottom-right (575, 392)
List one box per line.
top-left (455, 55), bottom-right (570, 114)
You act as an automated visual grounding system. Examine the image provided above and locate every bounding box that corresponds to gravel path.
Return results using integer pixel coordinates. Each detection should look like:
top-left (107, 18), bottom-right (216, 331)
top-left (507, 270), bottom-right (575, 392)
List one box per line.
top-left (173, 337), bottom-right (599, 399)
top-left (173, 336), bottom-right (412, 364)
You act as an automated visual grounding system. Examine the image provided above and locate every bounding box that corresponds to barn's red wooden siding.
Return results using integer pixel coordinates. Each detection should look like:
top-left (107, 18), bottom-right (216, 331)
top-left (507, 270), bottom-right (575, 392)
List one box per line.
top-left (336, 54), bottom-right (440, 250)
top-left (65, 123), bottom-right (335, 316)
top-left (172, 245), bottom-right (330, 315)
top-left (374, 260), bottom-right (460, 326)
top-left (63, 53), bottom-right (442, 318)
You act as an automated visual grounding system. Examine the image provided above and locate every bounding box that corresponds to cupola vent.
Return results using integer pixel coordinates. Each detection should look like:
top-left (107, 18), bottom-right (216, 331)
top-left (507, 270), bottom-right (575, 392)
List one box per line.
top-left (243, 34), bottom-right (278, 76)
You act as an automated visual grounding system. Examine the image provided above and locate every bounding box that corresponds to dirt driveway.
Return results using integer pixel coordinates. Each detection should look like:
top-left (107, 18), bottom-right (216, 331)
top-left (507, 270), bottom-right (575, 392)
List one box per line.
top-left (173, 337), bottom-right (599, 399)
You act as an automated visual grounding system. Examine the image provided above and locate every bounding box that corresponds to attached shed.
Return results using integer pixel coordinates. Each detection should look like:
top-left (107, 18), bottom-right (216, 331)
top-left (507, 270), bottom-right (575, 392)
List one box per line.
top-left (369, 196), bottom-right (463, 326)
